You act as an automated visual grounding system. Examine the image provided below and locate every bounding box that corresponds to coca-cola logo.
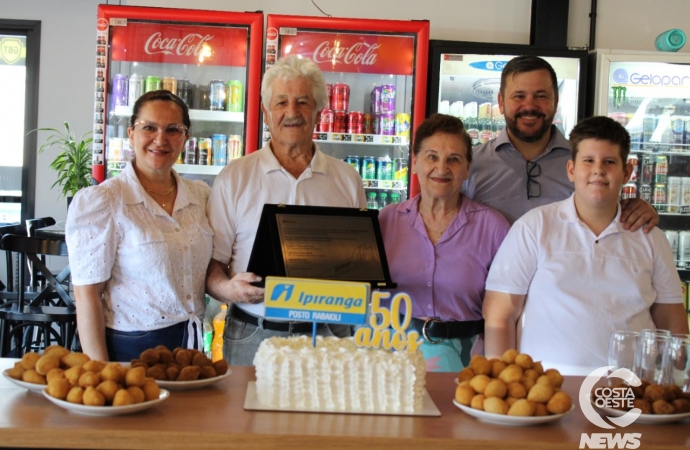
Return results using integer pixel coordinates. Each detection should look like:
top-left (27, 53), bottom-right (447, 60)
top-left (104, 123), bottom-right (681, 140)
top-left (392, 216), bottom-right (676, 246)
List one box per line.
top-left (144, 32), bottom-right (214, 57)
top-left (312, 41), bottom-right (380, 66)
top-left (267, 28), bottom-right (278, 41)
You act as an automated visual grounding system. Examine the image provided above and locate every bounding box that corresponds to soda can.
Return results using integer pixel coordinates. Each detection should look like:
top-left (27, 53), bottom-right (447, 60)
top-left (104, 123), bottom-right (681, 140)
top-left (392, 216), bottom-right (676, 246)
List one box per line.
top-left (639, 183), bottom-right (653, 203)
top-left (394, 158), bottom-right (408, 181)
top-left (678, 231), bottom-right (690, 269)
top-left (681, 177), bottom-right (690, 207)
top-left (211, 134), bottom-right (227, 166)
top-left (627, 154), bottom-right (639, 182)
top-left (332, 83), bottom-right (350, 111)
top-left (361, 156), bottom-right (376, 180)
top-left (683, 116), bottom-right (690, 148)
top-left (362, 113), bottom-right (373, 134)
top-left (319, 109), bottom-right (334, 133)
top-left (144, 76), bottom-right (161, 93)
top-left (653, 183), bottom-right (667, 212)
top-left (209, 80), bottom-right (226, 111)
top-left (326, 83), bottom-right (333, 110)
top-left (377, 157), bottom-right (393, 181)
top-left (621, 182), bottom-right (637, 200)
top-left (347, 111), bottom-right (363, 134)
top-left (184, 137), bottom-right (197, 165)
top-left (198, 138), bottom-right (212, 165)
top-left (379, 113), bottom-right (395, 136)
top-left (333, 111), bottom-right (348, 133)
top-left (668, 176), bottom-right (682, 213)
top-left (373, 115), bottom-right (381, 134)
top-left (371, 86), bottom-right (382, 114)
top-left (128, 74), bottom-right (143, 106)
top-left (162, 76), bottom-right (177, 95)
top-left (395, 113), bottom-right (411, 138)
top-left (345, 155), bottom-right (360, 174)
top-left (654, 155), bottom-right (668, 183)
top-left (228, 135), bottom-right (243, 159)
top-left (665, 230), bottom-right (679, 262)
top-left (672, 115), bottom-right (684, 148)
top-left (227, 80), bottom-right (243, 112)
top-left (112, 74), bottom-right (129, 107)
top-left (177, 79), bottom-right (192, 107)
top-left (643, 114), bottom-right (657, 144)
top-left (380, 84), bottom-right (396, 114)
top-left (641, 156), bottom-right (654, 183)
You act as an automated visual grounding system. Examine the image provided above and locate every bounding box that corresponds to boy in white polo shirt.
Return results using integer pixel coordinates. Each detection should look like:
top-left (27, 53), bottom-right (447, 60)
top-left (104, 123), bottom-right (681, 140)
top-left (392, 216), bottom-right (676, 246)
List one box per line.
top-left (482, 116), bottom-right (688, 374)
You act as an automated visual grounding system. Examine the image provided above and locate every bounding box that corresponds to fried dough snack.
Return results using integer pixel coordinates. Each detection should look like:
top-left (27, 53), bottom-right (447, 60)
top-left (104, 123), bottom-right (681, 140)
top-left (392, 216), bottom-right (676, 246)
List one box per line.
top-left (128, 346), bottom-right (222, 382)
top-left (455, 350), bottom-right (572, 417)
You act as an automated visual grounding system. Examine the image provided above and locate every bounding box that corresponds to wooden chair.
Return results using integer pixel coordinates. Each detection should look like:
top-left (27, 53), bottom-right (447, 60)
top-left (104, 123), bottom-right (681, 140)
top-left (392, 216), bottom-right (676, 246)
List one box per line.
top-left (0, 234), bottom-right (76, 357)
top-left (0, 224), bottom-right (27, 296)
top-left (25, 217), bottom-right (57, 288)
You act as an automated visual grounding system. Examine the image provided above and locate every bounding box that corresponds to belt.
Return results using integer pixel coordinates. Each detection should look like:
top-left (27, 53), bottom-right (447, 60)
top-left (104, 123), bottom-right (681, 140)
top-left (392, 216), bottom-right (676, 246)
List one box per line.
top-left (404, 315), bottom-right (484, 343)
top-left (230, 305), bottom-right (321, 333)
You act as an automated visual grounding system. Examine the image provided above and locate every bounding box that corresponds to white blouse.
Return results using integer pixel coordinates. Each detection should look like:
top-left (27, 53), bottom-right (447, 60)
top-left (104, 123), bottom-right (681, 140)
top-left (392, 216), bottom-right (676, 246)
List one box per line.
top-left (66, 162), bottom-right (213, 346)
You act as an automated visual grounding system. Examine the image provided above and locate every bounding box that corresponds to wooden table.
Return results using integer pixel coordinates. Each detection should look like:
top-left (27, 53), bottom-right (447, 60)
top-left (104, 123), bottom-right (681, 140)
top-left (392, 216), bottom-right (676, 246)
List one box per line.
top-left (1, 358), bottom-right (689, 450)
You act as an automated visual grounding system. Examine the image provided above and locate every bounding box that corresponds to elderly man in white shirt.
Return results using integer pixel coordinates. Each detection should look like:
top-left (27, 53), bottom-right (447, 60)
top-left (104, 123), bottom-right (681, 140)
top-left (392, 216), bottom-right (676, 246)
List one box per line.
top-left (205, 56), bottom-right (366, 365)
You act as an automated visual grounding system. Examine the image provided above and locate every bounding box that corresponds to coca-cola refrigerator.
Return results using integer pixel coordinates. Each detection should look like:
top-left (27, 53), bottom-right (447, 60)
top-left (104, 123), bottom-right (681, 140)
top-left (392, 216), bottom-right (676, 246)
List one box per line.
top-left (92, 5), bottom-right (263, 184)
top-left (427, 40), bottom-right (587, 148)
top-left (264, 14), bottom-right (429, 202)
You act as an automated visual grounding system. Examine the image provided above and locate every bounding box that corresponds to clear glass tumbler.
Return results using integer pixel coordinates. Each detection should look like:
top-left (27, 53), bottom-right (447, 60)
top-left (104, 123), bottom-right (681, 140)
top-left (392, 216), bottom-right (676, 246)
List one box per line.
top-left (635, 330), bottom-right (670, 385)
top-left (608, 330), bottom-right (639, 385)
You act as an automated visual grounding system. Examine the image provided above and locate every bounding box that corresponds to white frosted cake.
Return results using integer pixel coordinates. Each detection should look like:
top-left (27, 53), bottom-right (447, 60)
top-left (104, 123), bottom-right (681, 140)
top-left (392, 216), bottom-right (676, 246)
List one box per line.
top-left (253, 336), bottom-right (426, 413)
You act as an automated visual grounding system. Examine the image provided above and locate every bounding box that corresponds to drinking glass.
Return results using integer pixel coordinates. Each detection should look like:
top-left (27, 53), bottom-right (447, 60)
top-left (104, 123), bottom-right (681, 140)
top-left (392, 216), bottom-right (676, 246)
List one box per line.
top-left (608, 330), bottom-right (639, 385)
top-left (635, 330), bottom-right (670, 384)
top-left (667, 335), bottom-right (690, 391)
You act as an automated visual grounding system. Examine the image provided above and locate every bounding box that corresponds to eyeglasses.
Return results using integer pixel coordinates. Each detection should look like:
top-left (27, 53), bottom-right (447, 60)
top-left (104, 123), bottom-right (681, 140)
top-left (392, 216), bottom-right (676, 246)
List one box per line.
top-left (132, 121), bottom-right (188, 142)
top-left (526, 161), bottom-right (541, 199)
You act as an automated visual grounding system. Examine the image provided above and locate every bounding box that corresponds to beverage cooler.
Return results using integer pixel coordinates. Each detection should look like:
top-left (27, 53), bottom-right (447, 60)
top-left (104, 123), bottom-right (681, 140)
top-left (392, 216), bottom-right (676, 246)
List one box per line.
top-left (264, 14), bottom-right (429, 202)
top-left (92, 5), bottom-right (263, 184)
top-left (589, 49), bottom-right (690, 322)
top-left (427, 40), bottom-right (587, 147)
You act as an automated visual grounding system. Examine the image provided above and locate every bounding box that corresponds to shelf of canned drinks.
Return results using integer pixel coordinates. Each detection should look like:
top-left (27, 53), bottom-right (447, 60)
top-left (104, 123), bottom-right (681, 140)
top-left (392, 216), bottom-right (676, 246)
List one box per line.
top-left (112, 105), bottom-right (244, 123)
top-left (313, 132), bottom-right (409, 146)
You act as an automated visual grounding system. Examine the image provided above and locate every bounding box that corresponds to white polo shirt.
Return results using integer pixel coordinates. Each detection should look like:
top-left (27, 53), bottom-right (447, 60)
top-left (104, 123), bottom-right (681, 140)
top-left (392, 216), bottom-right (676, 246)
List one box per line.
top-left (207, 142), bottom-right (367, 316)
top-left (485, 194), bottom-right (683, 373)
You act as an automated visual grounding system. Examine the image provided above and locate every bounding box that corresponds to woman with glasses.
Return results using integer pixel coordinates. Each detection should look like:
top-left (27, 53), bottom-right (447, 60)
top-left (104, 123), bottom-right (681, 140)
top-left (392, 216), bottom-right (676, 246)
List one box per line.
top-left (66, 90), bottom-right (213, 361)
top-left (378, 113), bottom-right (510, 372)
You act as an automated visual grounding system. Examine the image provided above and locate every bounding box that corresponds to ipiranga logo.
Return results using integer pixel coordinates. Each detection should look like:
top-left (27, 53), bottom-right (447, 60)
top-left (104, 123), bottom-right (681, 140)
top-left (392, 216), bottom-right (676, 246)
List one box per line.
top-left (579, 366), bottom-right (642, 449)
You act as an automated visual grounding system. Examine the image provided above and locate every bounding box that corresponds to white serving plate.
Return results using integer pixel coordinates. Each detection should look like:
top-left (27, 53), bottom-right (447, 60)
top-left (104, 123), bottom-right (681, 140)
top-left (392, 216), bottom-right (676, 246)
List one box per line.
top-left (592, 400), bottom-right (690, 424)
top-left (42, 388), bottom-right (170, 416)
top-left (453, 400), bottom-right (574, 426)
top-left (2, 369), bottom-right (46, 393)
top-left (155, 370), bottom-right (231, 390)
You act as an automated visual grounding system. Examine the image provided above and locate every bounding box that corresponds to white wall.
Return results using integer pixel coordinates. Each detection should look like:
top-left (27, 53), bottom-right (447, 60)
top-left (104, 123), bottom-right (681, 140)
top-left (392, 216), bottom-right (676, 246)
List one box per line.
top-left (3, 0), bottom-right (690, 224)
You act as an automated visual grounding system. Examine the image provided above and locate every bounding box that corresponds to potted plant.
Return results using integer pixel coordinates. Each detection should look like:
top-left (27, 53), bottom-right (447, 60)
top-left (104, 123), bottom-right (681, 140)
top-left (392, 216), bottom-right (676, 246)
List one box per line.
top-left (33, 122), bottom-right (93, 206)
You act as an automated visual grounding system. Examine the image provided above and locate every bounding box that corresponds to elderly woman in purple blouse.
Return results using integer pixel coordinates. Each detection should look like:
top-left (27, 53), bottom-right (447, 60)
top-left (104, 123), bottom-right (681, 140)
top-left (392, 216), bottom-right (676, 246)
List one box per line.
top-left (378, 113), bottom-right (510, 372)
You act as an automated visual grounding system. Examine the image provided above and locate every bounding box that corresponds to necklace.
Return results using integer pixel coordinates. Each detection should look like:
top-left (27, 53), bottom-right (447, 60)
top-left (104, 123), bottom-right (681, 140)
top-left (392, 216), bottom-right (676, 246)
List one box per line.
top-left (143, 183), bottom-right (175, 196)
top-left (420, 198), bottom-right (462, 244)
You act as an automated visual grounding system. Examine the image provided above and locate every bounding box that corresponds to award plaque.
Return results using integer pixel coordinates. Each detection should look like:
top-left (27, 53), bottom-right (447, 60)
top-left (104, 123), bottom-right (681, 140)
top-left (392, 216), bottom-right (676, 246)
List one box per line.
top-left (247, 204), bottom-right (396, 288)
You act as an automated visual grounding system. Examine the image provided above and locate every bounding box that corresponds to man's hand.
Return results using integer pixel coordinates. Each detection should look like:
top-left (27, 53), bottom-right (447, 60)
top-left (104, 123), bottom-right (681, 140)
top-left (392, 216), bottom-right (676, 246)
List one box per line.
top-left (206, 259), bottom-right (264, 304)
top-left (620, 198), bottom-right (659, 233)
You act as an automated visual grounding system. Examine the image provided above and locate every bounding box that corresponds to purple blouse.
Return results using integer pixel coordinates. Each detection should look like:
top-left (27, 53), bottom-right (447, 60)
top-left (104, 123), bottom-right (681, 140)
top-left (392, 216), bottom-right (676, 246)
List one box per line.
top-left (378, 195), bottom-right (510, 321)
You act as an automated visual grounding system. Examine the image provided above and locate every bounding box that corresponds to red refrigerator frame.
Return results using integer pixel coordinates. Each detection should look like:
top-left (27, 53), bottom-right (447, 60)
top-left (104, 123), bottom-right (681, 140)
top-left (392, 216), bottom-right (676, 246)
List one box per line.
top-left (92, 5), bottom-right (263, 183)
top-left (264, 14), bottom-right (429, 198)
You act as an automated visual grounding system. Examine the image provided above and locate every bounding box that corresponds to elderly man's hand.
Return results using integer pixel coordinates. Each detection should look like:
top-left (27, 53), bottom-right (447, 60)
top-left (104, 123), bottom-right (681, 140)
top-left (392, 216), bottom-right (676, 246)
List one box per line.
top-left (227, 272), bottom-right (265, 304)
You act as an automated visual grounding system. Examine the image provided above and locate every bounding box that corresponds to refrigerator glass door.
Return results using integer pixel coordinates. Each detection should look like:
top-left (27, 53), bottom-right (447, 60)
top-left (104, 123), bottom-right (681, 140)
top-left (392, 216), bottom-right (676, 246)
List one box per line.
top-left (100, 18), bottom-right (251, 185)
top-left (265, 28), bottom-right (417, 204)
top-left (437, 54), bottom-right (581, 145)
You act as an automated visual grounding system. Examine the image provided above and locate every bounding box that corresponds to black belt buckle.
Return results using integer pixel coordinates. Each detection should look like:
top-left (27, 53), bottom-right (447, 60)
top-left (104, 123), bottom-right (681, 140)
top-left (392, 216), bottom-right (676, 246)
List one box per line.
top-left (422, 317), bottom-right (444, 344)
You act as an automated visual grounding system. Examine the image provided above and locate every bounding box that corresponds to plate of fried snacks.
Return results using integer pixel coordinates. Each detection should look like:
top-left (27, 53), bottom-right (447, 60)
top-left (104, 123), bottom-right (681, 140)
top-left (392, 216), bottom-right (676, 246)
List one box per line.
top-left (43, 388), bottom-right (169, 416)
top-left (3, 346), bottom-right (96, 393)
top-left (591, 382), bottom-right (690, 424)
top-left (452, 350), bottom-right (574, 426)
top-left (130, 346), bottom-right (231, 391)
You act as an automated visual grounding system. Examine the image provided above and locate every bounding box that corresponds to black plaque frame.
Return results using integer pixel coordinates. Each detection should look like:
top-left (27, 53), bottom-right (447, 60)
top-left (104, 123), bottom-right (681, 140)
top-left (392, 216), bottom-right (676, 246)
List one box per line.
top-left (247, 204), bottom-right (396, 288)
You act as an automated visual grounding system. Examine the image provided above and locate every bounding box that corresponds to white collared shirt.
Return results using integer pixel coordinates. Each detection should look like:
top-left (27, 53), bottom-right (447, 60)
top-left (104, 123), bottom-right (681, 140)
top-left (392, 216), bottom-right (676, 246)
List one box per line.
top-left (485, 194), bottom-right (683, 372)
top-left (66, 162), bottom-right (213, 334)
top-left (207, 142), bottom-right (367, 317)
